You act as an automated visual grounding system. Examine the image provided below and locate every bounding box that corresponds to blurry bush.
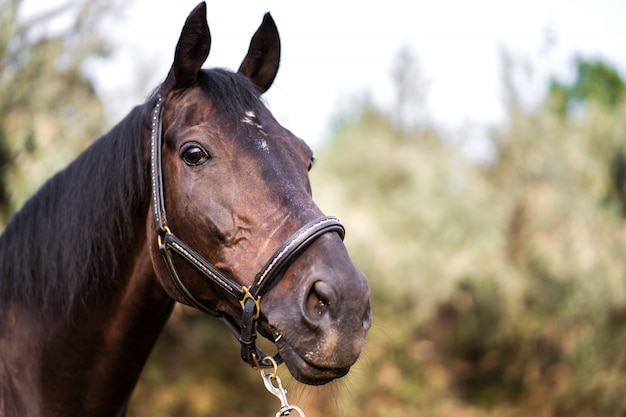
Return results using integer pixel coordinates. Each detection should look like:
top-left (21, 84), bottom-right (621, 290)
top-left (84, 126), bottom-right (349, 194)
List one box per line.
top-left (305, 49), bottom-right (626, 416)
top-left (0, 0), bottom-right (114, 222)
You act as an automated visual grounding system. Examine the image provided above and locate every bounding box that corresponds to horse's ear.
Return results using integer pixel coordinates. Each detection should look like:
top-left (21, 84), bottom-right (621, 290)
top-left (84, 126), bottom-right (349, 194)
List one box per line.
top-left (238, 13), bottom-right (281, 93)
top-left (162, 2), bottom-right (211, 93)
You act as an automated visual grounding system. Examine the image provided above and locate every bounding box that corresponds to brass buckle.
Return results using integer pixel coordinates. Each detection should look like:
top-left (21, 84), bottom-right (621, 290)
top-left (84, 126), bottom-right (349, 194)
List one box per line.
top-left (240, 286), bottom-right (261, 320)
top-left (157, 225), bottom-right (172, 248)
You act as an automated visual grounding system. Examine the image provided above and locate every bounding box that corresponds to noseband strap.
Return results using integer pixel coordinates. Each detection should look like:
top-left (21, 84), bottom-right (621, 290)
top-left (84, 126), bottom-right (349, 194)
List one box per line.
top-left (150, 95), bottom-right (345, 368)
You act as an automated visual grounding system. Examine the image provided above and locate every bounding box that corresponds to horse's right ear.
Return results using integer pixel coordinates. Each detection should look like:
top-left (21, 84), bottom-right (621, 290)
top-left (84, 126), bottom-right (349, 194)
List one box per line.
top-left (162, 2), bottom-right (211, 94)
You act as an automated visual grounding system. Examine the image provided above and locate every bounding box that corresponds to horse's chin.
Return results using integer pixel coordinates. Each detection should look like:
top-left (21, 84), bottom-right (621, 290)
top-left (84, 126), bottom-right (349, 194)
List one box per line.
top-left (274, 336), bottom-right (350, 386)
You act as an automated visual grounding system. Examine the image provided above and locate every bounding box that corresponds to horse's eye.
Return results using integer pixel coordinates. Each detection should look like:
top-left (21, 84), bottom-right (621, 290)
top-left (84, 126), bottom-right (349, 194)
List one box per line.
top-left (307, 156), bottom-right (315, 172)
top-left (181, 144), bottom-right (210, 166)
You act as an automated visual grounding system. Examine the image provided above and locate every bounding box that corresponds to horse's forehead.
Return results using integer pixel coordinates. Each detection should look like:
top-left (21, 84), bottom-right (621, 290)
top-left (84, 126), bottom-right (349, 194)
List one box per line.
top-left (169, 90), bottom-right (264, 128)
top-left (240, 110), bottom-right (271, 152)
top-left (167, 90), bottom-right (219, 122)
top-left (165, 86), bottom-right (310, 162)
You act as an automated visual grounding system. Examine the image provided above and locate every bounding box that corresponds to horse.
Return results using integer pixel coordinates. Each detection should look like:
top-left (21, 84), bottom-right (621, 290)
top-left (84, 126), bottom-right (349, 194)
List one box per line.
top-left (0, 3), bottom-right (372, 416)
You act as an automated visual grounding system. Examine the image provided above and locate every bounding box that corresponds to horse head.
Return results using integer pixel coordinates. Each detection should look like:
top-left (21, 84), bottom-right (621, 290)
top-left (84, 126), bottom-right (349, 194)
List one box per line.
top-left (146, 2), bottom-right (371, 385)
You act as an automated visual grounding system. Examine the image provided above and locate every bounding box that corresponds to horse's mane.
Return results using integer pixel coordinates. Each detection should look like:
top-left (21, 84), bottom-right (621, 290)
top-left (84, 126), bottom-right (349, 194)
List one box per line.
top-left (0, 68), bottom-right (269, 316)
top-left (0, 104), bottom-right (149, 315)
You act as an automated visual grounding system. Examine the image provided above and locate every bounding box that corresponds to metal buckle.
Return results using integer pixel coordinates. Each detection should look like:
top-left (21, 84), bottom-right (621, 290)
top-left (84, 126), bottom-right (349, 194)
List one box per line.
top-left (240, 286), bottom-right (261, 320)
top-left (156, 224), bottom-right (172, 248)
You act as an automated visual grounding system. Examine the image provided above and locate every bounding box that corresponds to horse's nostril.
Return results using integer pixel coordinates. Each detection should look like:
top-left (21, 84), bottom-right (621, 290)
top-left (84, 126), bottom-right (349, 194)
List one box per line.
top-left (306, 281), bottom-right (335, 319)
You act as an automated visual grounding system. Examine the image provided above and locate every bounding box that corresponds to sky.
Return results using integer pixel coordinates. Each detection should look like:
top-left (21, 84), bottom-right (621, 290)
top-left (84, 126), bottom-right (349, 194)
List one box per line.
top-left (22, 0), bottom-right (626, 155)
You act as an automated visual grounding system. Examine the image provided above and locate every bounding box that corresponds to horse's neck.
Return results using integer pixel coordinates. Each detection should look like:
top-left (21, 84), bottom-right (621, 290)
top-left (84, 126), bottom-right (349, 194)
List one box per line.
top-left (0, 105), bottom-right (150, 313)
top-left (0, 106), bottom-right (176, 416)
top-left (42, 243), bottom-right (174, 417)
top-left (2, 240), bottom-right (174, 417)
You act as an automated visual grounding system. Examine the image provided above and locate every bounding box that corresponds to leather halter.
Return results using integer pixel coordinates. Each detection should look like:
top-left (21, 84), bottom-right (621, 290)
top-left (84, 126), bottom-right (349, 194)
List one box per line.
top-left (150, 95), bottom-right (345, 368)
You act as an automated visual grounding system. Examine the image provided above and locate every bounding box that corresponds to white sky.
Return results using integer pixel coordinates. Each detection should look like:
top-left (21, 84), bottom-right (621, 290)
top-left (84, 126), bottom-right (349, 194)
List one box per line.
top-left (22, 0), bottom-right (626, 154)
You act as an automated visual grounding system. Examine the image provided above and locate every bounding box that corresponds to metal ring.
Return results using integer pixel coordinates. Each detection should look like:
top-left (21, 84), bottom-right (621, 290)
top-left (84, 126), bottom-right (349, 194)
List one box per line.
top-left (262, 355), bottom-right (279, 378)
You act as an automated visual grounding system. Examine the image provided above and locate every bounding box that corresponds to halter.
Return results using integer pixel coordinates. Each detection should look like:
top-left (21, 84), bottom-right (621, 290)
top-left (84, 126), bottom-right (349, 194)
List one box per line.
top-left (150, 95), bottom-right (345, 368)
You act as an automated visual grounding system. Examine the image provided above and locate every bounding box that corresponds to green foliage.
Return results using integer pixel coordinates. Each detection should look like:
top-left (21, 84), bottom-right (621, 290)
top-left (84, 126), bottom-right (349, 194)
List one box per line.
top-left (0, 0), bottom-right (109, 223)
top-left (549, 58), bottom-right (626, 116)
top-left (544, 58), bottom-right (626, 217)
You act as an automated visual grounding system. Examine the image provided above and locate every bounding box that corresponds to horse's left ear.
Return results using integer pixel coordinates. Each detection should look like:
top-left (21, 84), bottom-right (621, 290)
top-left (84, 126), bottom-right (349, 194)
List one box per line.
top-left (162, 2), bottom-right (211, 93)
top-left (238, 13), bottom-right (281, 93)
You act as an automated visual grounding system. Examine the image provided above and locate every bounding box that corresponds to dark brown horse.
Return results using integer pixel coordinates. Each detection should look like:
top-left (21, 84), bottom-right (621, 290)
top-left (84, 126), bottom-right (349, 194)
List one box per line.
top-left (0, 3), bottom-right (371, 416)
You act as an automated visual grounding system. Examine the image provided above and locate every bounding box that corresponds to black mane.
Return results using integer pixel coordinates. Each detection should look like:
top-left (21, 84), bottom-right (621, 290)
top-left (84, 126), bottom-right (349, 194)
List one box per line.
top-left (0, 104), bottom-right (149, 315)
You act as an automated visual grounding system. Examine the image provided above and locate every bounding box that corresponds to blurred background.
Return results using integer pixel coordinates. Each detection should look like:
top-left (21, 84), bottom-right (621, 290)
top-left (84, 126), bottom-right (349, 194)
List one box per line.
top-left (2, 0), bottom-right (626, 415)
